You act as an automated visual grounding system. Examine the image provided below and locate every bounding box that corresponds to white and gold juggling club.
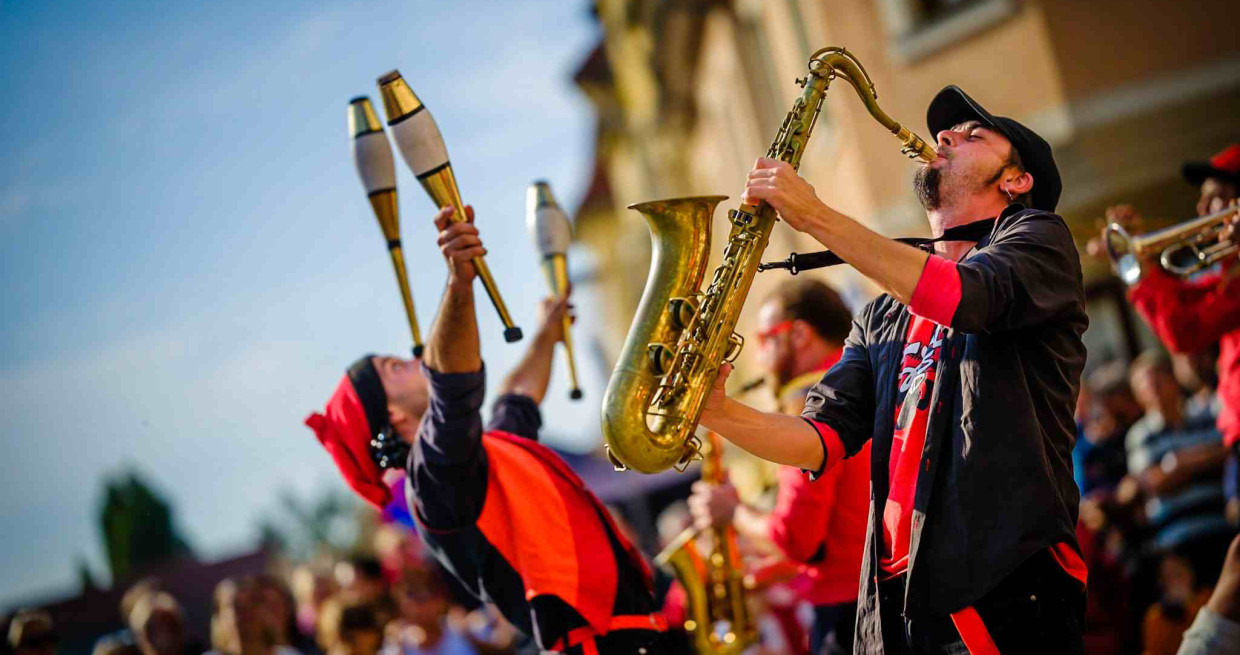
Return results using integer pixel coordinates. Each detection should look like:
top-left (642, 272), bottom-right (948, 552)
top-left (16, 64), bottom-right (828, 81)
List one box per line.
top-left (376, 70), bottom-right (523, 343)
top-left (526, 181), bottom-right (583, 400)
top-left (349, 96), bottom-right (424, 358)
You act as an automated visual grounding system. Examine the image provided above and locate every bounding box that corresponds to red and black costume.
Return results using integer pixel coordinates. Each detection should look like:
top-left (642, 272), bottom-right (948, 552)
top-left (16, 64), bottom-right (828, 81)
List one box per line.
top-left (771, 354), bottom-right (870, 654)
top-left (795, 87), bottom-right (1089, 654)
top-left (306, 358), bottom-right (676, 654)
top-left (1129, 145), bottom-right (1240, 454)
top-left (1129, 266), bottom-right (1240, 447)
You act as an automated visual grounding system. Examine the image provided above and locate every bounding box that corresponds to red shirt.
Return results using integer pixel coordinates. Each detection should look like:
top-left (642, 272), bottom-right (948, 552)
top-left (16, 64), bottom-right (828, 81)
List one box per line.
top-left (767, 351), bottom-right (871, 605)
top-left (1129, 266), bottom-right (1240, 447)
top-left (880, 316), bottom-right (947, 578)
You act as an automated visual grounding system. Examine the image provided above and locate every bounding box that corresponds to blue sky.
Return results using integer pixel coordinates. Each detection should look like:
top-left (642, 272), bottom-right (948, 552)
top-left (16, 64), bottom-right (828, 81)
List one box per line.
top-left (0, 0), bottom-right (605, 605)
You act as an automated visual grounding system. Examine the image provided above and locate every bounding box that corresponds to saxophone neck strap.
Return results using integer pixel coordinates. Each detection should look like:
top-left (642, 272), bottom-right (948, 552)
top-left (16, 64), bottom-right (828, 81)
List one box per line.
top-left (758, 218), bottom-right (997, 275)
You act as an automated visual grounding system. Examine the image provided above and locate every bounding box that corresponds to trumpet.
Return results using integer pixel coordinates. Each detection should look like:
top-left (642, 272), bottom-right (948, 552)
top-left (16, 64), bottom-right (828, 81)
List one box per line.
top-left (526, 181), bottom-right (584, 401)
top-left (376, 71), bottom-right (523, 343)
top-left (348, 97), bottom-right (424, 357)
top-left (1104, 204), bottom-right (1239, 285)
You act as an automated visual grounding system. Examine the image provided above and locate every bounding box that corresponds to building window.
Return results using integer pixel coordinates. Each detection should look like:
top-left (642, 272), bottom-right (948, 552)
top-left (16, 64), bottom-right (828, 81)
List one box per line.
top-left (877, 0), bottom-right (1020, 63)
top-left (914, 0), bottom-right (987, 25)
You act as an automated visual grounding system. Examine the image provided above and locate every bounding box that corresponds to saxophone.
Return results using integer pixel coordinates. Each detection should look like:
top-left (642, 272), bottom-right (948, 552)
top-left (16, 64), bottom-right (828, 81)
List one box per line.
top-left (656, 433), bottom-right (755, 655)
top-left (601, 47), bottom-right (936, 473)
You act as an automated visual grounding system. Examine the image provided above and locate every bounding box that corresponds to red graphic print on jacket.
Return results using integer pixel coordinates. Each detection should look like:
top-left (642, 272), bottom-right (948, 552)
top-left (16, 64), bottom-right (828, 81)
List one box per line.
top-left (880, 315), bottom-right (947, 578)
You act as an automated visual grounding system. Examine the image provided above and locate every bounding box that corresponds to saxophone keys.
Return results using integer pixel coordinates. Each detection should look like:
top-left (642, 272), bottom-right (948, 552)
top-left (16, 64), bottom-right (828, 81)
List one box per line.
top-left (674, 435), bottom-right (702, 472)
top-left (727, 208), bottom-right (753, 227)
top-left (668, 296), bottom-right (700, 330)
top-left (724, 333), bottom-right (745, 362)
top-left (605, 446), bottom-right (628, 472)
top-left (647, 343), bottom-right (675, 376)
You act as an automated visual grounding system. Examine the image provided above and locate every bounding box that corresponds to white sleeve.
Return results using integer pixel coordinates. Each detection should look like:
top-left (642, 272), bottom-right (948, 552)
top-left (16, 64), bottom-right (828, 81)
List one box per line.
top-left (1177, 608), bottom-right (1240, 655)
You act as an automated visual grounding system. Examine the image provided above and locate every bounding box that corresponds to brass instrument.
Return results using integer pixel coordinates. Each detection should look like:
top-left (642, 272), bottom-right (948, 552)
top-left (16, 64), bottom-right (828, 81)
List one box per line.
top-left (376, 71), bottom-right (523, 343)
top-left (348, 97), bottom-right (424, 357)
top-left (526, 181), bottom-right (584, 400)
top-left (655, 433), bottom-right (756, 655)
top-left (601, 47), bottom-right (935, 473)
top-left (1104, 204), bottom-right (1240, 285)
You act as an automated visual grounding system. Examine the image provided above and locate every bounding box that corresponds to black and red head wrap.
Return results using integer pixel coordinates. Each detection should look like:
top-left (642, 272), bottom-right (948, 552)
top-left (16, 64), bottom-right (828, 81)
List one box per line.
top-left (304, 355), bottom-right (396, 509)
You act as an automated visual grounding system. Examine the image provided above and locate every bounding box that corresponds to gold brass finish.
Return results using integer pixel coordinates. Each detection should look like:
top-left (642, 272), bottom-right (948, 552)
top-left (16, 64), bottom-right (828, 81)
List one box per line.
top-left (376, 71), bottom-right (523, 343)
top-left (369, 189), bottom-right (423, 357)
top-left (349, 96), bottom-right (423, 357)
top-left (528, 180), bottom-right (584, 400)
top-left (601, 47), bottom-right (934, 474)
top-left (543, 254), bottom-right (584, 400)
top-left (377, 70), bottom-right (424, 118)
top-left (655, 433), bottom-right (756, 655)
top-left (1105, 204), bottom-right (1240, 285)
top-left (348, 98), bottom-right (384, 135)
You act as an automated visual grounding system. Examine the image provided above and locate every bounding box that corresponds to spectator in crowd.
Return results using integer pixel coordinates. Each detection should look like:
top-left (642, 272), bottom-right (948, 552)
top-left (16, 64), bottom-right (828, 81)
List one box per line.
top-left (1077, 360), bottom-right (1142, 497)
top-left (121, 580), bottom-right (162, 631)
top-left (1125, 350), bottom-right (1231, 560)
top-left (317, 599), bottom-right (383, 655)
top-left (1172, 349), bottom-right (1221, 417)
top-left (92, 634), bottom-right (141, 655)
top-left (7, 611), bottom-right (57, 655)
top-left (255, 574), bottom-right (307, 655)
top-left (291, 566), bottom-right (339, 642)
top-left (1143, 549), bottom-right (1214, 655)
top-left (386, 568), bottom-right (478, 655)
top-left (211, 577), bottom-right (276, 655)
top-left (128, 592), bottom-right (192, 655)
top-left (335, 557), bottom-right (388, 606)
top-left (1178, 534), bottom-right (1240, 654)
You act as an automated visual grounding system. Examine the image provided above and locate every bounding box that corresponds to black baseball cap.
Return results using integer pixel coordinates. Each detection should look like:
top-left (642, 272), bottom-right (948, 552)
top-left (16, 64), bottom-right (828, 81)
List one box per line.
top-left (927, 85), bottom-right (1062, 212)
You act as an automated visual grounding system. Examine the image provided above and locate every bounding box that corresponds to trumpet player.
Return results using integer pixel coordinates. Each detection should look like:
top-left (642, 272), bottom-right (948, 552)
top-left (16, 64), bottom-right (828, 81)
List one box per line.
top-left (688, 278), bottom-right (869, 655)
top-left (306, 206), bottom-right (677, 655)
top-left (1103, 144), bottom-right (1240, 524)
top-left (699, 87), bottom-right (1089, 653)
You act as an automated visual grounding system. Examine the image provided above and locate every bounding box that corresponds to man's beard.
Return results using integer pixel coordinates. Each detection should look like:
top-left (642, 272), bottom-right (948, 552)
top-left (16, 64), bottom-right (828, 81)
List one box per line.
top-left (914, 161), bottom-right (1007, 211)
top-left (914, 166), bottom-right (941, 210)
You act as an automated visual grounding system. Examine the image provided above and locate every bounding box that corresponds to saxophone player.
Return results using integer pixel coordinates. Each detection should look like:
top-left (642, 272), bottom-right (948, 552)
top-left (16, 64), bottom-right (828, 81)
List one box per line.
top-left (688, 278), bottom-right (870, 655)
top-left (306, 206), bottom-right (680, 655)
top-left (699, 86), bottom-right (1089, 653)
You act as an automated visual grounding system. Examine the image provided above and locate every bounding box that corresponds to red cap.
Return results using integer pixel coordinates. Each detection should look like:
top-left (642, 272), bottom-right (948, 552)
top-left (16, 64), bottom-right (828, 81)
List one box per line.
top-left (305, 374), bottom-right (391, 508)
top-left (1211, 145), bottom-right (1240, 174)
top-left (1183, 144), bottom-right (1240, 186)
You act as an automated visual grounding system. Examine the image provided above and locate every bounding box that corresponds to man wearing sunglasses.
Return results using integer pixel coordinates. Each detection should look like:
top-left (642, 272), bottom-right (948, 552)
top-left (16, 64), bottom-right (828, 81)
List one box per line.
top-left (699, 87), bottom-right (1089, 653)
top-left (689, 278), bottom-right (868, 654)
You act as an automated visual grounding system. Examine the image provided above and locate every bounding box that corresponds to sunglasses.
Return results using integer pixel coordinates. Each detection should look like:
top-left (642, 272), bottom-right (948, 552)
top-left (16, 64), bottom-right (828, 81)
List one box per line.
top-left (755, 320), bottom-right (795, 345)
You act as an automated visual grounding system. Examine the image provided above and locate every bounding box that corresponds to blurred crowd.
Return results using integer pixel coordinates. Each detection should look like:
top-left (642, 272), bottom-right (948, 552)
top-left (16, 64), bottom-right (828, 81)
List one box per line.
top-left (1073, 348), bottom-right (1236, 654)
top-left (6, 525), bottom-right (522, 655)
